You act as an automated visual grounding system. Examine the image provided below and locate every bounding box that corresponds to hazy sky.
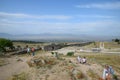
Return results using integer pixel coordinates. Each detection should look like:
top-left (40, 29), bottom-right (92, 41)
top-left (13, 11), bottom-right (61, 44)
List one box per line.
top-left (0, 0), bottom-right (120, 37)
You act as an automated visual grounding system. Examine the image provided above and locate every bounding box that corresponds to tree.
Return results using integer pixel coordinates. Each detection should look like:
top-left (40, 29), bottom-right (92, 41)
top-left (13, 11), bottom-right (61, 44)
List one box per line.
top-left (0, 38), bottom-right (13, 52)
top-left (115, 38), bottom-right (119, 42)
top-left (114, 38), bottom-right (120, 44)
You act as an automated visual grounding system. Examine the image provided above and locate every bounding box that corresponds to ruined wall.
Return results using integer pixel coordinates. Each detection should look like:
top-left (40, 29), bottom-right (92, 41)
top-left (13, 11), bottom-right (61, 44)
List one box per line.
top-left (44, 42), bottom-right (93, 51)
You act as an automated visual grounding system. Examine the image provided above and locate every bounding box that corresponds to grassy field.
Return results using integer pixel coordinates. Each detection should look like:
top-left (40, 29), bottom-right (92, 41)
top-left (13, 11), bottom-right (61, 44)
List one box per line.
top-left (83, 41), bottom-right (120, 48)
top-left (104, 42), bottom-right (120, 49)
top-left (77, 52), bottom-right (120, 74)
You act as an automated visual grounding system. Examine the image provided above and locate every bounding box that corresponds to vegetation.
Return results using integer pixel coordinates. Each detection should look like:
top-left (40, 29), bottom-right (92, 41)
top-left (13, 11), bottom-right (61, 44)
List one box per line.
top-left (112, 38), bottom-right (120, 44)
top-left (0, 58), bottom-right (6, 66)
top-left (12, 40), bottom-right (45, 44)
top-left (87, 69), bottom-right (99, 80)
top-left (51, 52), bottom-right (54, 55)
top-left (67, 52), bottom-right (74, 56)
top-left (85, 41), bottom-right (120, 49)
top-left (27, 56), bottom-right (57, 68)
top-left (76, 71), bottom-right (85, 79)
top-left (0, 38), bottom-right (13, 53)
top-left (8, 72), bottom-right (27, 80)
top-left (0, 41), bottom-right (120, 80)
top-left (79, 53), bottom-right (120, 74)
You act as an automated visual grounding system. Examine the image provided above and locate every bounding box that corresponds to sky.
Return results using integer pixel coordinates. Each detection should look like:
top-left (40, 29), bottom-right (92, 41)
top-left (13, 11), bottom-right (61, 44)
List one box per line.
top-left (0, 0), bottom-right (120, 38)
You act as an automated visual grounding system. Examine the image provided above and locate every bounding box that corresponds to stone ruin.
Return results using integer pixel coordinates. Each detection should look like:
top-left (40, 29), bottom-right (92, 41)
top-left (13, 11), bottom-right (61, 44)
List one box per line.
top-left (44, 42), bottom-right (93, 51)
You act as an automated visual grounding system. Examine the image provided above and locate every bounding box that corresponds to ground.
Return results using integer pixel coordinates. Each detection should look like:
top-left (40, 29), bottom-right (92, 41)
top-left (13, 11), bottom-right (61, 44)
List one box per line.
top-left (0, 55), bottom-right (30, 80)
top-left (0, 42), bottom-right (120, 80)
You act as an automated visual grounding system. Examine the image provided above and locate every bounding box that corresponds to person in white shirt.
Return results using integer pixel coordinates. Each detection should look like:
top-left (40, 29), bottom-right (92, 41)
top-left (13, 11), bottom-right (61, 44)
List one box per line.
top-left (27, 47), bottom-right (30, 55)
top-left (77, 56), bottom-right (81, 63)
top-left (82, 57), bottom-right (87, 64)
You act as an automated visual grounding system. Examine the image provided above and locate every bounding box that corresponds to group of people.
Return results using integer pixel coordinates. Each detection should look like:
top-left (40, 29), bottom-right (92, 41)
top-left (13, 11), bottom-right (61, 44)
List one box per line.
top-left (77, 56), bottom-right (87, 64)
top-left (77, 55), bottom-right (115, 80)
top-left (27, 47), bottom-right (35, 56)
top-left (102, 65), bottom-right (114, 80)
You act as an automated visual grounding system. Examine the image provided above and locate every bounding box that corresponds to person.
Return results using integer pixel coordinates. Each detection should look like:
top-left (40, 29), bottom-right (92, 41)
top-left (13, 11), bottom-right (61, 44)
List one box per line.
top-left (109, 65), bottom-right (114, 75)
top-left (77, 55), bottom-right (81, 63)
top-left (102, 65), bottom-right (112, 80)
top-left (27, 47), bottom-right (30, 55)
top-left (31, 47), bottom-right (35, 56)
top-left (82, 57), bottom-right (87, 64)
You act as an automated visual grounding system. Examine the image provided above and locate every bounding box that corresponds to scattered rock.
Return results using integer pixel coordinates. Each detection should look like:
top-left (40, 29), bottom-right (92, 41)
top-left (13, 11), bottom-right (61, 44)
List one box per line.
top-left (27, 56), bottom-right (57, 68)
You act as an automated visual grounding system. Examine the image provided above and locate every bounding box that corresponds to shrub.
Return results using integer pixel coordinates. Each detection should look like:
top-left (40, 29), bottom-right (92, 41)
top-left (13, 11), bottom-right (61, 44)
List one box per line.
top-left (69, 69), bottom-right (85, 80)
top-left (51, 52), bottom-right (54, 55)
top-left (76, 72), bottom-right (84, 79)
top-left (0, 38), bottom-right (13, 53)
top-left (67, 52), bottom-right (74, 56)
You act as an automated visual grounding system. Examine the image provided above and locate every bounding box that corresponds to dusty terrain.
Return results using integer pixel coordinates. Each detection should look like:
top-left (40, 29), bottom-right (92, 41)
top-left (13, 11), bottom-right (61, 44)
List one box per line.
top-left (0, 55), bottom-right (30, 80)
top-left (0, 42), bottom-right (120, 80)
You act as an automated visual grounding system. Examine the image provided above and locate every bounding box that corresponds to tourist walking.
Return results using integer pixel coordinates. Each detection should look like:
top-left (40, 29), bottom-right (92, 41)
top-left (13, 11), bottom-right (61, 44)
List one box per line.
top-left (27, 47), bottom-right (30, 55)
top-left (31, 47), bottom-right (35, 56)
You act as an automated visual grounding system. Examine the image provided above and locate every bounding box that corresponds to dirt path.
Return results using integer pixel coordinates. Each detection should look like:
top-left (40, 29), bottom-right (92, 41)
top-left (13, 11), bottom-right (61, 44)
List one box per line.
top-left (0, 56), bottom-right (30, 80)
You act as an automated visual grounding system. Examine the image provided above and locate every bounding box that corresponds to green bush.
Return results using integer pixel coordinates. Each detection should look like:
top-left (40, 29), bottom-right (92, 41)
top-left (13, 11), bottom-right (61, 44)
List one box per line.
top-left (51, 52), bottom-right (54, 55)
top-left (67, 52), bottom-right (74, 56)
top-left (0, 38), bottom-right (13, 52)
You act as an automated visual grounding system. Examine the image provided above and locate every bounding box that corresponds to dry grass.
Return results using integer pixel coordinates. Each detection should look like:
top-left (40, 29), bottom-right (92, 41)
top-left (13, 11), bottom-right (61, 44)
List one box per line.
top-left (76, 71), bottom-right (85, 79)
top-left (87, 69), bottom-right (100, 80)
top-left (0, 58), bottom-right (5, 66)
top-left (83, 42), bottom-right (100, 48)
top-left (84, 41), bottom-right (120, 49)
top-left (79, 53), bottom-right (120, 74)
top-left (104, 42), bottom-right (120, 49)
top-left (13, 42), bottom-right (49, 48)
top-left (83, 42), bottom-right (97, 48)
top-left (27, 56), bottom-right (57, 68)
top-left (8, 72), bottom-right (28, 80)
top-left (69, 70), bottom-right (85, 80)
top-left (6, 42), bottom-right (120, 80)
top-left (0, 58), bottom-right (8, 66)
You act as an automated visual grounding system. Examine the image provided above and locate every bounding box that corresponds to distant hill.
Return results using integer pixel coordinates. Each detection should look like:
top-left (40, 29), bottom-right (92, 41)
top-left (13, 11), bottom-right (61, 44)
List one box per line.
top-left (0, 33), bottom-right (13, 38)
top-left (0, 33), bottom-right (119, 41)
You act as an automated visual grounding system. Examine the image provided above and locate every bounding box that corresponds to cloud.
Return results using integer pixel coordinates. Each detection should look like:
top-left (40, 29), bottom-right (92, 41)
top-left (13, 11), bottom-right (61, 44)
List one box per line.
top-left (75, 1), bottom-right (120, 9)
top-left (0, 12), bottom-right (119, 36)
top-left (0, 19), bottom-right (120, 36)
top-left (0, 12), bottom-right (72, 20)
top-left (0, 12), bottom-right (116, 23)
top-left (77, 15), bottom-right (114, 18)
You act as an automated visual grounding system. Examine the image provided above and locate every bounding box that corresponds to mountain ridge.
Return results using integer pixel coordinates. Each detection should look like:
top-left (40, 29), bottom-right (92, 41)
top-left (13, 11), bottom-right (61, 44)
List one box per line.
top-left (0, 32), bottom-right (119, 41)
